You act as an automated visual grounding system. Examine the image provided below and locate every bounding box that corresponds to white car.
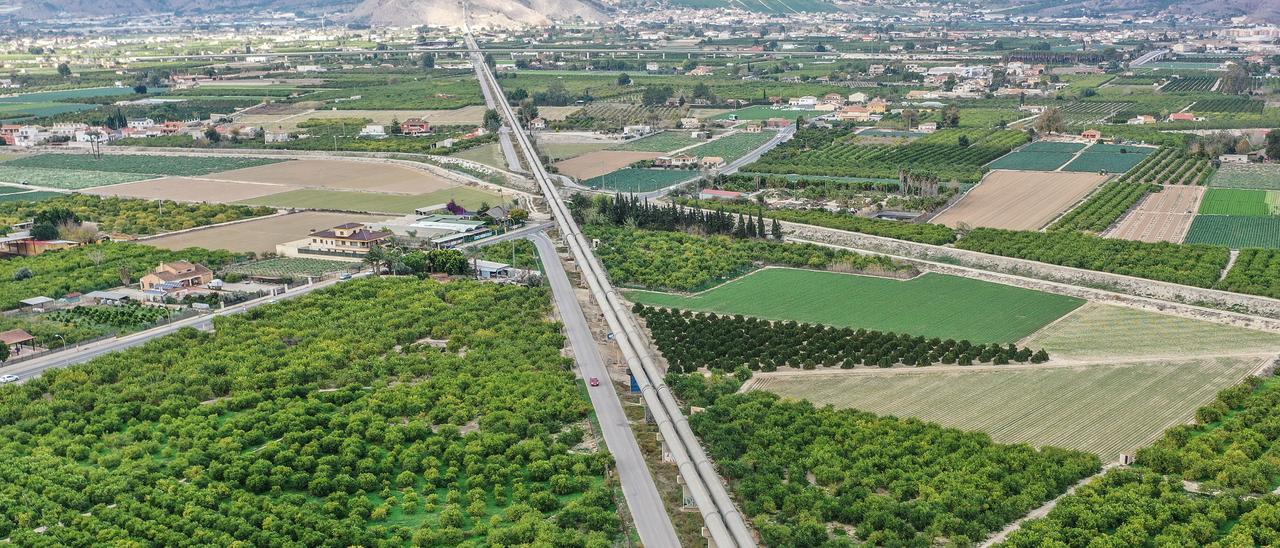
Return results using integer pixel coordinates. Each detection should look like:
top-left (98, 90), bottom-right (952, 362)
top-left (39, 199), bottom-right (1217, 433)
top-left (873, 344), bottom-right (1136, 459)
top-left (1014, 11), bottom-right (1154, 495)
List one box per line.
top-left (0, 374), bottom-right (19, 384)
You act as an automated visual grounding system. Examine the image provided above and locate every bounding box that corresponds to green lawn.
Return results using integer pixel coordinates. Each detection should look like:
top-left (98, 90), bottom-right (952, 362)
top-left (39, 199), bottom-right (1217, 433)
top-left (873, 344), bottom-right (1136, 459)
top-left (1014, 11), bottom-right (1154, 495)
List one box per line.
top-left (238, 186), bottom-right (499, 214)
top-left (626, 268), bottom-right (1085, 343)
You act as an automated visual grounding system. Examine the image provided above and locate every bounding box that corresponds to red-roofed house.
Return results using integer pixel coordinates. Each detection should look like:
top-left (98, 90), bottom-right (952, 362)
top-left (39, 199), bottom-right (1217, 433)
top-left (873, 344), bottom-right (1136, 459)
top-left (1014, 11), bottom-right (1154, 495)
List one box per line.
top-left (401, 118), bottom-right (432, 135)
top-left (140, 261), bottom-right (214, 291)
top-left (304, 223), bottom-right (393, 258)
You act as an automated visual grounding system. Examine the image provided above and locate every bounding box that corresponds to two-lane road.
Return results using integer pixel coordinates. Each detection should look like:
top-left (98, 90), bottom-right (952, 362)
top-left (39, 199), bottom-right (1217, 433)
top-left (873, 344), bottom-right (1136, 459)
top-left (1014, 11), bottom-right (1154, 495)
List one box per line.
top-left (529, 232), bottom-right (681, 547)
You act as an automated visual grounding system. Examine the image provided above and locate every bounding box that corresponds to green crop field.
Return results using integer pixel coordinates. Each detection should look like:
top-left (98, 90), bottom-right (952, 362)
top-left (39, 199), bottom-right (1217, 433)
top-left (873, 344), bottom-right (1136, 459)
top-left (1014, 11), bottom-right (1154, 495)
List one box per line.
top-left (0, 190), bottom-right (63, 202)
top-left (4, 154), bottom-right (284, 176)
top-left (1061, 145), bottom-right (1155, 174)
top-left (611, 131), bottom-right (704, 152)
top-left (226, 257), bottom-right (354, 277)
top-left (1210, 163), bottom-right (1280, 190)
top-left (1198, 188), bottom-right (1279, 216)
top-left (1023, 303), bottom-right (1280, 361)
top-left (684, 131), bottom-right (774, 162)
top-left (626, 269), bottom-right (1084, 343)
top-left (0, 165), bottom-right (153, 190)
top-left (1185, 215), bottom-right (1280, 249)
top-left (988, 151), bottom-right (1076, 171)
top-left (238, 186), bottom-right (498, 214)
top-left (582, 168), bottom-right (699, 193)
top-left (746, 355), bottom-right (1262, 461)
top-left (1023, 141), bottom-right (1089, 154)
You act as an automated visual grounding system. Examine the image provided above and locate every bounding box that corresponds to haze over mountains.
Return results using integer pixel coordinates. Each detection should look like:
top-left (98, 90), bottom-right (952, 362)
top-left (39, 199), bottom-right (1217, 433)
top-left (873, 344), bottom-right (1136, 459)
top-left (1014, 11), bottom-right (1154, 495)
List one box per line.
top-left (8, 0), bottom-right (1280, 24)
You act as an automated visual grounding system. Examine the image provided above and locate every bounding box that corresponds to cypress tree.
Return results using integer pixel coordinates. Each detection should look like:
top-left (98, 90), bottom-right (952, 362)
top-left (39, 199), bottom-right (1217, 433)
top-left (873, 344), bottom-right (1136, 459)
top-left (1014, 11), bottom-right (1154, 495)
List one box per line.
top-left (771, 218), bottom-right (784, 239)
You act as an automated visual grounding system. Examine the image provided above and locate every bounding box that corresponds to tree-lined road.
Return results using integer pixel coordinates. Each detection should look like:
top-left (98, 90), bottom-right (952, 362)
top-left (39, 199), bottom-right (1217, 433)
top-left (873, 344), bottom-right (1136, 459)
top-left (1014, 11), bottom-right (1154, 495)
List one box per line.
top-left (2, 274), bottom-right (364, 383)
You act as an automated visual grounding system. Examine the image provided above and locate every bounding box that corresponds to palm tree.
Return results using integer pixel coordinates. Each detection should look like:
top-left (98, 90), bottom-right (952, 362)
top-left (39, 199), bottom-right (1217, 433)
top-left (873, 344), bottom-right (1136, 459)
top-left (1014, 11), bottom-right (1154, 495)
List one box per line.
top-left (364, 245), bottom-right (386, 275)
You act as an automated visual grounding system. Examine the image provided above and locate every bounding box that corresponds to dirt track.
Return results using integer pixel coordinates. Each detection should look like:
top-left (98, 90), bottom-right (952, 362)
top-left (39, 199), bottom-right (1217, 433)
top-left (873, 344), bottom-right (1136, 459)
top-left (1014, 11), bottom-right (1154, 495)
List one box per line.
top-left (934, 170), bottom-right (1109, 231)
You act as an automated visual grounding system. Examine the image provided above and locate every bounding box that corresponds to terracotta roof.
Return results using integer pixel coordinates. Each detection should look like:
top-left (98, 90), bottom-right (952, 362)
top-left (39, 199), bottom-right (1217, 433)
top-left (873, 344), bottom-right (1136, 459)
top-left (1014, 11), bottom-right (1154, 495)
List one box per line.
top-left (309, 228), bottom-right (390, 241)
top-left (149, 262), bottom-right (212, 282)
top-left (0, 328), bottom-right (33, 346)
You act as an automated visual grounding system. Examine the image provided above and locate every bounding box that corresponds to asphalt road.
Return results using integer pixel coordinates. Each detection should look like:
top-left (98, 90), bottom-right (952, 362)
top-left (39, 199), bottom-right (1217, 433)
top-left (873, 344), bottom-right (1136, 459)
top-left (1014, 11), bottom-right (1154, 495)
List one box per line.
top-left (529, 232), bottom-right (682, 548)
top-left (0, 275), bottom-right (361, 383)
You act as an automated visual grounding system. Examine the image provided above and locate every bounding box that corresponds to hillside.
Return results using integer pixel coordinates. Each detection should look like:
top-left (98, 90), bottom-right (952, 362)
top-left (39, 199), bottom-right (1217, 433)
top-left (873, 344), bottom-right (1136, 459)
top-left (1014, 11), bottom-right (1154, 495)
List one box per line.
top-left (8, 0), bottom-right (350, 17)
top-left (350, 0), bottom-right (610, 28)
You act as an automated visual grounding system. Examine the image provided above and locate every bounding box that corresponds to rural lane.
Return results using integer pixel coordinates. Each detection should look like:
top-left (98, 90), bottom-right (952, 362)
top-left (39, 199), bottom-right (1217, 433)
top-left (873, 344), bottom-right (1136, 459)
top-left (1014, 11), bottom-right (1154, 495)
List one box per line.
top-left (2, 274), bottom-right (365, 382)
top-left (529, 231), bottom-right (682, 548)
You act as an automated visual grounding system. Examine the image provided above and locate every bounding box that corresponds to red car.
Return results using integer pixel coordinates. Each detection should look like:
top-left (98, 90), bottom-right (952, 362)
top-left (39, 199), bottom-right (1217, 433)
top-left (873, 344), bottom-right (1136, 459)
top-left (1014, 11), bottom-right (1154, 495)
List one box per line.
top-left (589, 377), bottom-right (600, 387)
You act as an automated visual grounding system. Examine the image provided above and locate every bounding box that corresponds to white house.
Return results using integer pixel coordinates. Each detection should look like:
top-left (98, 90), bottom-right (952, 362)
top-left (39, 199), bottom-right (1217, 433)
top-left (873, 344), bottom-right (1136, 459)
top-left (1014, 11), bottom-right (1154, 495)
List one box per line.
top-left (126, 118), bottom-right (156, 129)
top-left (14, 126), bottom-right (48, 147)
top-left (848, 92), bottom-right (868, 104)
top-left (358, 124), bottom-right (387, 138)
top-left (788, 96), bottom-right (819, 108)
top-left (623, 125), bottom-right (653, 138)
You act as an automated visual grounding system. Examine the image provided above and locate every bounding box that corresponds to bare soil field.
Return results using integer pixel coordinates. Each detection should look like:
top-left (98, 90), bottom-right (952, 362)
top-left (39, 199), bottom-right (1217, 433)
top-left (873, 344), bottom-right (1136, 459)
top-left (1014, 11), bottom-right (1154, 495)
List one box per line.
top-left (554, 151), bottom-right (663, 180)
top-left (1105, 185), bottom-right (1204, 243)
top-left (142, 211), bottom-right (388, 254)
top-left (933, 170), bottom-right (1109, 231)
top-left (209, 160), bottom-right (455, 194)
top-left (538, 106), bottom-right (583, 121)
top-left (84, 177), bottom-right (296, 203)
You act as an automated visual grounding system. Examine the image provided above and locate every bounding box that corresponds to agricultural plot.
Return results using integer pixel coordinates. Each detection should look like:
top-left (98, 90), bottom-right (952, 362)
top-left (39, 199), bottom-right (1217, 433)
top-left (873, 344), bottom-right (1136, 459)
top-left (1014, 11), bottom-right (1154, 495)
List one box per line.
top-left (933, 170), bottom-right (1108, 231)
top-left (4, 154), bottom-right (283, 176)
top-left (1185, 215), bottom-right (1280, 249)
top-left (1050, 182), bottom-right (1158, 233)
top-left (748, 127), bottom-right (1028, 184)
top-left (1118, 147), bottom-right (1214, 185)
top-left (710, 105), bottom-right (796, 121)
top-left (1061, 144), bottom-right (1155, 174)
top-left (209, 160), bottom-right (455, 194)
top-left (1023, 303), bottom-right (1280, 361)
top-left (611, 131), bottom-right (704, 152)
top-left (1193, 97), bottom-right (1265, 113)
top-left (1059, 102), bottom-right (1130, 124)
top-left (0, 165), bottom-right (151, 190)
top-left (562, 103), bottom-right (683, 128)
top-left (1159, 76), bottom-right (1218, 92)
top-left (237, 187), bottom-right (498, 214)
top-left (143, 211), bottom-right (389, 255)
top-left (581, 168), bottom-right (698, 193)
top-left (745, 355), bottom-right (1263, 461)
top-left (987, 151), bottom-right (1076, 171)
top-left (554, 151), bottom-right (662, 180)
top-left (1106, 185), bottom-right (1204, 243)
top-left (86, 177), bottom-right (298, 203)
top-left (1198, 188), bottom-right (1279, 216)
top-left (1209, 163), bottom-right (1280, 190)
top-left (226, 257), bottom-right (353, 277)
top-left (683, 131), bottom-right (774, 162)
top-left (0, 191), bottom-right (62, 203)
top-left (626, 268), bottom-right (1084, 343)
